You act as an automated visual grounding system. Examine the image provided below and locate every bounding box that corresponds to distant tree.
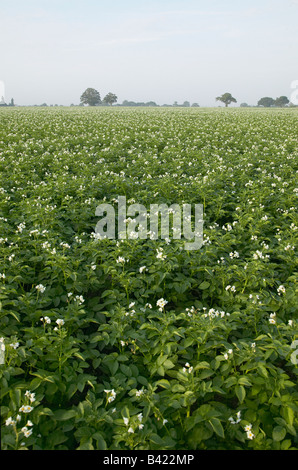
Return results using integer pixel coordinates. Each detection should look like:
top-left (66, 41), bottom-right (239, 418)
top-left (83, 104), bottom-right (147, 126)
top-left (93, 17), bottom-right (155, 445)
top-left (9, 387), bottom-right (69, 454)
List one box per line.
top-left (80, 88), bottom-right (101, 106)
top-left (103, 92), bottom-right (117, 106)
top-left (145, 101), bottom-right (158, 107)
top-left (216, 93), bottom-right (237, 107)
top-left (257, 97), bottom-right (275, 108)
top-left (173, 101), bottom-right (178, 107)
top-left (182, 101), bottom-right (190, 107)
top-left (40, 103), bottom-right (48, 107)
top-left (191, 103), bottom-right (200, 107)
top-left (9, 98), bottom-right (15, 107)
top-left (240, 103), bottom-right (249, 107)
top-left (0, 96), bottom-right (7, 106)
top-left (120, 100), bottom-right (157, 107)
top-left (275, 96), bottom-right (289, 107)
top-left (122, 100), bottom-right (136, 106)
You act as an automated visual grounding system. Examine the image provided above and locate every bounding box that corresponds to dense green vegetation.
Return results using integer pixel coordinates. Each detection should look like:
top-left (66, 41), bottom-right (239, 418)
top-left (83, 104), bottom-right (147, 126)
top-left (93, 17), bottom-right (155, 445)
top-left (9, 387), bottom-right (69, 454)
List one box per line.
top-left (0, 107), bottom-right (297, 450)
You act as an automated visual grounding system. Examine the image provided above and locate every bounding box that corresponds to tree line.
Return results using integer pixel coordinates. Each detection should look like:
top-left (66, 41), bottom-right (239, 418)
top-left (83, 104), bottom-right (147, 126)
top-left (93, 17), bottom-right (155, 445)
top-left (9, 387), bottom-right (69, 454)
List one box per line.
top-left (79, 88), bottom-right (200, 108)
top-left (79, 89), bottom-right (295, 108)
top-left (216, 93), bottom-right (292, 108)
top-left (0, 97), bottom-right (15, 107)
top-left (1, 89), bottom-right (295, 108)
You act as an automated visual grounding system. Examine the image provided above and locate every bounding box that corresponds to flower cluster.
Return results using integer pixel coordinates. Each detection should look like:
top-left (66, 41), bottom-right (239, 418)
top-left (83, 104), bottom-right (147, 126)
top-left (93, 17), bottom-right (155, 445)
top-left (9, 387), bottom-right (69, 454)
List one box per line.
top-left (202, 307), bottom-right (230, 319)
top-left (269, 313), bottom-right (276, 325)
top-left (123, 413), bottom-right (144, 433)
top-left (244, 424), bottom-right (255, 440)
top-left (225, 285), bottom-right (236, 293)
top-left (228, 411), bottom-right (241, 425)
top-left (36, 284), bottom-right (46, 293)
top-left (156, 298), bottom-right (168, 311)
top-left (156, 247), bottom-right (167, 260)
top-left (277, 285), bottom-right (286, 296)
top-left (223, 349), bottom-right (233, 360)
top-left (104, 389), bottom-right (116, 403)
top-left (182, 362), bottom-right (193, 373)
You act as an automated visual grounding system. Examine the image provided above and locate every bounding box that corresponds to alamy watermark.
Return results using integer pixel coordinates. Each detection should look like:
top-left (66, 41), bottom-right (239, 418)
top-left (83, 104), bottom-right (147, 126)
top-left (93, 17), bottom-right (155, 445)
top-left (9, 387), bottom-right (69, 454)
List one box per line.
top-left (290, 80), bottom-right (298, 105)
top-left (94, 197), bottom-right (204, 251)
top-left (0, 80), bottom-right (5, 103)
top-left (291, 340), bottom-right (298, 365)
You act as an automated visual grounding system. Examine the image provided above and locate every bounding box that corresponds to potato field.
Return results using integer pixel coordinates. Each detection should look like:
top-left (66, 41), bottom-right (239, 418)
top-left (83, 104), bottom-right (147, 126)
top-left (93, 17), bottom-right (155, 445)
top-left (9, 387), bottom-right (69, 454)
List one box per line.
top-left (0, 107), bottom-right (297, 450)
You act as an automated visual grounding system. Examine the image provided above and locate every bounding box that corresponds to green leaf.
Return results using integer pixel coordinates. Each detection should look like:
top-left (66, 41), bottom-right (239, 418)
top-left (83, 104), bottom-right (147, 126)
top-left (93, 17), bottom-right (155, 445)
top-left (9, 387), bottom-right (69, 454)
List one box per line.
top-left (46, 382), bottom-right (58, 395)
top-left (183, 338), bottom-right (195, 348)
top-left (208, 418), bottom-right (225, 438)
top-left (107, 360), bottom-right (119, 375)
top-left (53, 409), bottom-right (77, 421)
top-left (283, 407), bottom-right (294, 426)
top-left (150, 433), bottom-right (164, 445)
top-left (155, 379), bottom-right (171, 389)
top-left (235, 385), bottom-right (246, 404)
top-left (238, 377), bottom-right (252, 387)
top-left (101, 290), bottom-right (116, 299)
top-left (194, 361), bottom-right (211, 370)
top-left (280, 440), bottom-right (292, 450)
top-left (157, 355), bottom-right (167, 366)
top-left (90, 334), bottom-right (102, 343)
top-left (37, 407), bottom-right (54, 417)
top-left (77, 437), bottom-right (94, 450)
top-left (163, 359), bottom-right (175, 369)
top-left (257, 364), bottom-right (268, 378)
top-left (198, 281), bottom-right (210, 290)
top-left (198, 370), bottom-right (214, 380)
top-left (121, 406), bottom-right (130, 419)
top-left (171, 384), bottom-right (185, 392)
top-left (30, 371), bottom-right (55, 383)
top-left (30, 377), bottom-right (42, 391)
top-left (225, 377), bottom-right (238, 388)
top-left (92, 432), bottom-right (107, 450)
top-left (120, 364), bottom-right (132, 377)
top-left (272, 426), bottom-right (287, 442)
top-left (50, 431), bottom-right (69, 447)
top-left (187, 425), bottom-right (213, 448)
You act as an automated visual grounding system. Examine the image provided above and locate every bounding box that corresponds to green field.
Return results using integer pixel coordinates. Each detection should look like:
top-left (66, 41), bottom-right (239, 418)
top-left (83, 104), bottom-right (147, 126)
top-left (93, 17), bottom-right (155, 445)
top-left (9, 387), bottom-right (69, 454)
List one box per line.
top-left (0, 107), bottom-right (297, 450)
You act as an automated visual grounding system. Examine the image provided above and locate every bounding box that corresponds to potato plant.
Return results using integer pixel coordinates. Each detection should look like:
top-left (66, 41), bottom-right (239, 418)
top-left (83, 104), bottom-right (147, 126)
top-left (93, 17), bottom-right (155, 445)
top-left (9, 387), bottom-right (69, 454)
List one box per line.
top-left (0, 107), bottom-right (297, 450)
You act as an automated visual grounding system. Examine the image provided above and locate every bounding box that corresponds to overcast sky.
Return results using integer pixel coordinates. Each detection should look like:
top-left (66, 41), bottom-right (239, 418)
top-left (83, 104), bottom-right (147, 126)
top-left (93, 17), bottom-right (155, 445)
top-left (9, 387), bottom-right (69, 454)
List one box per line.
top-left (1, 0), bottom-right (297, 106)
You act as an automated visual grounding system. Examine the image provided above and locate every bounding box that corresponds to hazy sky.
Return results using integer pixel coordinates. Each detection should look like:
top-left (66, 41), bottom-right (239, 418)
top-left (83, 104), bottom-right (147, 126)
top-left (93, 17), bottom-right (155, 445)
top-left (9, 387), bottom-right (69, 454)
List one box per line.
top-left (1, 0), bottom-right (297, 106)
